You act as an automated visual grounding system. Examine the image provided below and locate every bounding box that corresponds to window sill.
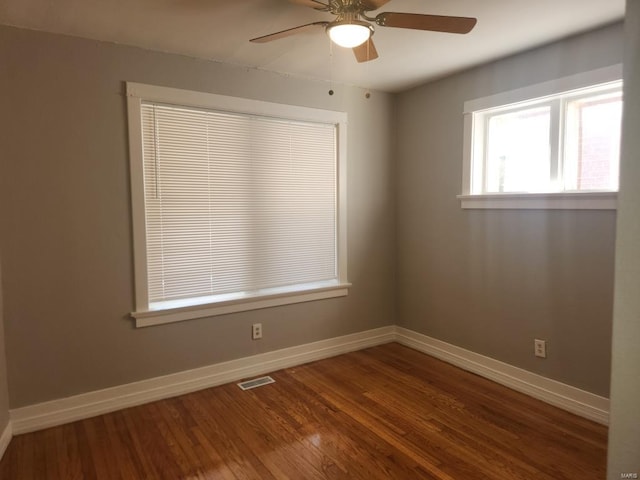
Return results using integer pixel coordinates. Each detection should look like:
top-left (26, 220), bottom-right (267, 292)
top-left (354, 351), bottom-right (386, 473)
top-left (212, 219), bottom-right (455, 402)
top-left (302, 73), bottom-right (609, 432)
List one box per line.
top-left (457, 192), bottom-right (617, 210)
top-left (131, 282), bottom-right (351, 328)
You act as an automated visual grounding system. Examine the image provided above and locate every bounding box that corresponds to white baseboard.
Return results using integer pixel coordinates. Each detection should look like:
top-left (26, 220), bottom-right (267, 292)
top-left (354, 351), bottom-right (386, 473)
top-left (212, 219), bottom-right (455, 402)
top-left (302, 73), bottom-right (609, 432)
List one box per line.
top-left (395, 327), bottom-right (610, 425)
top-left (10, 326), bottom-right (396, 434)
top-left (0, 421), bottom-right (11, 460)
top-left (9, 325), bottom-right (610, 436)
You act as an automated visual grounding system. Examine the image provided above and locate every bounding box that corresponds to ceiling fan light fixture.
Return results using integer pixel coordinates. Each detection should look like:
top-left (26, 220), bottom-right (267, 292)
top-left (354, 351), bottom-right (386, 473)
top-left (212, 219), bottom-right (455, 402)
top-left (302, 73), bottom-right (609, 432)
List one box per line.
top-left (327, 20), bottom-right (372, 48)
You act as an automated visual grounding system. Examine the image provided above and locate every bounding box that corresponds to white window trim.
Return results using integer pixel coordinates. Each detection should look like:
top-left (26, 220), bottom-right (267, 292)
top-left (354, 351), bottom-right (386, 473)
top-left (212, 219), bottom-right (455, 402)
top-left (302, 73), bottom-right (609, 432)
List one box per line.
top-left (457, 192), bottom-right (617, 210)
top-left (461, 64), bottom-right (622, 210)
top-left (133, 283), bottom-right (350, 328)
top-left (126, 83), bottom-right (350, 327)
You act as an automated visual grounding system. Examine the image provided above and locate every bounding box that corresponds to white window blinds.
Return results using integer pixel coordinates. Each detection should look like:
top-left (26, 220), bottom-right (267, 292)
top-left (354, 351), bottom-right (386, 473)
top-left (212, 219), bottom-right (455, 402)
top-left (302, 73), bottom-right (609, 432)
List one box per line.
top-left (140, 102), bottom-right (339, 308)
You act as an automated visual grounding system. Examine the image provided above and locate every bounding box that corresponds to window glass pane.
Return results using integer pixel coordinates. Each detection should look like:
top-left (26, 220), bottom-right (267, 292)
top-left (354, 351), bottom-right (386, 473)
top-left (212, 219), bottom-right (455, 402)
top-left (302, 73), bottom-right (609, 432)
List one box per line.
top-left (485, 106), bottom-right (551, 193)
top-left (563, 92), bottom-right (622, 191)
top-left (141, 103), bottom-right (338, 305)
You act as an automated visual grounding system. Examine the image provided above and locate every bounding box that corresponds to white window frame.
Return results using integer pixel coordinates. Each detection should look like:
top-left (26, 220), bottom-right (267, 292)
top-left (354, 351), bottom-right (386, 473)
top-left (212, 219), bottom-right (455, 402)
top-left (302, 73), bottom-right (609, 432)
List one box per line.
top-left (459, 64), bottom-right (622, 210)
top-left (126, 83), bottom-right (349, 327)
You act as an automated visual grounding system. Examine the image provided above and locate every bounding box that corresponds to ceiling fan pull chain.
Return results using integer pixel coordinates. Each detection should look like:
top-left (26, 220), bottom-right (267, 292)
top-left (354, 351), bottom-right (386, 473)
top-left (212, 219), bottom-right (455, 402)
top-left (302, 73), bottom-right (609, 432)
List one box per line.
top-left (328, 37), bottom-right (335, 95)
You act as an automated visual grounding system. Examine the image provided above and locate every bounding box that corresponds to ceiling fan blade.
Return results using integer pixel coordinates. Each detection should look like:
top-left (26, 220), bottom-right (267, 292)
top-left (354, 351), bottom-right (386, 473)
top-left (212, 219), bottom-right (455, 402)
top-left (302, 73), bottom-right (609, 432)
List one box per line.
top-left (288, 0), bottom-right (330, 11)
top-left (376, 13), bottom-right (477, 34)
top-left (353, 38), bottom-right (379, 63)
top-left (250, 22), bottom-right (329, 43)
top-left (360, 0), bottom-right (391, 10)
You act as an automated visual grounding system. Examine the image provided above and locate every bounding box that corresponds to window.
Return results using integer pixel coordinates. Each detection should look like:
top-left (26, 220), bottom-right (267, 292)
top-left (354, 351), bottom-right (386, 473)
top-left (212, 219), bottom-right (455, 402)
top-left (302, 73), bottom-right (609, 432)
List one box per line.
top-left (460, 65), bottom-right (622, 209)
top-left (127, 83), bottom-right (349, 327)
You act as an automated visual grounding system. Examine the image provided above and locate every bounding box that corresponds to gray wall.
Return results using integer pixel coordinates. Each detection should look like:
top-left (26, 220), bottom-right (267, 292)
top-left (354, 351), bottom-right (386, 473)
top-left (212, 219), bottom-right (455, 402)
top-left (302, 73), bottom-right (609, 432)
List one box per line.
top-left (0, 26), bottom-right (396, 408)
top-left (0, 262), bottom-right (9, 433)
top-left (607, 1), bottom-right (640, 476)
top-left (396, 23), bottom-right (623, 397)
top-left (0, 19), bottom-right (626, 413)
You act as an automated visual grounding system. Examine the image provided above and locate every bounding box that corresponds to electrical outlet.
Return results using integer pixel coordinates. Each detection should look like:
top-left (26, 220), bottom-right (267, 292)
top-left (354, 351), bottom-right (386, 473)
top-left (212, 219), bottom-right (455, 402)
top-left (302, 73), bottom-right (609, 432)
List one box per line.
top-left (534, 339), bottom-right (547, 358)
top-left (252, 323), bottom-right (262, 340)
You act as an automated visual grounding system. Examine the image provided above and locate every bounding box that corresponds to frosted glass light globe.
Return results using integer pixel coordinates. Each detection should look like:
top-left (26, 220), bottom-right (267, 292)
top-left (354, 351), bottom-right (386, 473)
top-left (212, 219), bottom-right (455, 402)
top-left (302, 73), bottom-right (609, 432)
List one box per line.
top-left (327, 23), bottom-right (371, 48)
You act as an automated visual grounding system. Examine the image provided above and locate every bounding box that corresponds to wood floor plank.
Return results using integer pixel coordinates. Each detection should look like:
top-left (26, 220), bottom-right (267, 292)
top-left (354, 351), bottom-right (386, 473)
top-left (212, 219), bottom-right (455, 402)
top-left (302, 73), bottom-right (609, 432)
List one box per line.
top-left (218, 387), bottom-right (331, 479)
top-left (289, 359), bottom-right (460, 479)
top-left (255, 370), bottom-right (429, 480)
top-left (0, 343), bottom-right (608, 479)
top-left (181, 389), bottom-right (278, 480)
top-left (258, 371), bottom-right (418, 480)
top-left (54, 423), bottom-right (83, 480)
top-left (101, 412), bottom-right (146, 479)
top-left (118, 408), bottom-right (164, 479)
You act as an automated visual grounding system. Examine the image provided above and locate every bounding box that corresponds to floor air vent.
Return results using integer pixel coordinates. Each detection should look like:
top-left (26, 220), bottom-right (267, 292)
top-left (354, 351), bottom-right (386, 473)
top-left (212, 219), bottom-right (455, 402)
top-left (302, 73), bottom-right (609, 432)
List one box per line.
top-left (237, 376), bottom-right (275, 391)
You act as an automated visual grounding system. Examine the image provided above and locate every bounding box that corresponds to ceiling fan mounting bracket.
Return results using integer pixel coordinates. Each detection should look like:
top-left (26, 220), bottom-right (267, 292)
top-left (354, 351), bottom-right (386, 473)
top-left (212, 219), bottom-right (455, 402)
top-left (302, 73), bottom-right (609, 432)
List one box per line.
top-left (325, 0), bottom-right (366, 16)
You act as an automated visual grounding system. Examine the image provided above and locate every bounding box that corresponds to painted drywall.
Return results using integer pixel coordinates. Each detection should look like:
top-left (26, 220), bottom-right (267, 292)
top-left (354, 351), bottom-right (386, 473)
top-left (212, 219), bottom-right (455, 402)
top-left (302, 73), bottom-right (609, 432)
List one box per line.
top-left (0, 262), bottom-right (10, 434)
top-left (395, 23), bottom-right (622, 397)
top-left (0, 26), bottom-right (396, 407)
top-left (607, 1), bottom-right (640, 476)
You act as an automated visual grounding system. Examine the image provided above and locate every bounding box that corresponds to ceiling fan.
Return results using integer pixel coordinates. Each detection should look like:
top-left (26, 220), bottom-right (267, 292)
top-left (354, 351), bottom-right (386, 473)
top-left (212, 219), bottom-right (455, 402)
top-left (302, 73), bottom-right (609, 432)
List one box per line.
top-left (250, 0), bottom-right (477, 63)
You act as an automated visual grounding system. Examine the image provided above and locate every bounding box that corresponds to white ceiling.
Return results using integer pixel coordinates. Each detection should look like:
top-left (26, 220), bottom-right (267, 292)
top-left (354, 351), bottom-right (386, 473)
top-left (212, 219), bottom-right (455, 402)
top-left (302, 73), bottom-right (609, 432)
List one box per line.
top-left (0, 0), bottom-right (625, 92)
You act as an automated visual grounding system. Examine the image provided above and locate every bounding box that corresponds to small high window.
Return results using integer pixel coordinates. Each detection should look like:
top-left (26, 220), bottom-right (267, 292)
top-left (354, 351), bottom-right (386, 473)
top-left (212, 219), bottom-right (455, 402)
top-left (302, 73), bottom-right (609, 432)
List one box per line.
top-left (460, 66), bottom-right (622, 209)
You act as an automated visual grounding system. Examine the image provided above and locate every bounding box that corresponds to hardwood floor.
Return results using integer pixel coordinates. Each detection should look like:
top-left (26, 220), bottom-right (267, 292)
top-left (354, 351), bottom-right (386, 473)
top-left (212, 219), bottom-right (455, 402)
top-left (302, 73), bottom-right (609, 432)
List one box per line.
top-left (0, 343), bottom-right (607, 479)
